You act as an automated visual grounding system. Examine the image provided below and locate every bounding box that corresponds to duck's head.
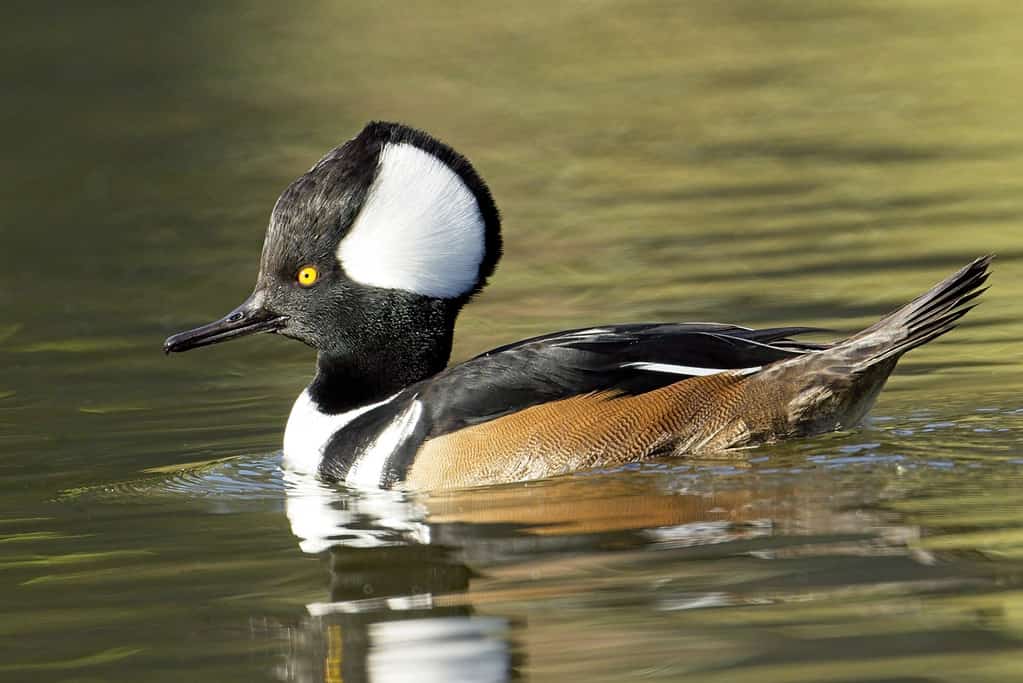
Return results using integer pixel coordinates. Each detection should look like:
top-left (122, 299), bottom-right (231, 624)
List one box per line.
top-left (164, 122), bottom-right (501, 359)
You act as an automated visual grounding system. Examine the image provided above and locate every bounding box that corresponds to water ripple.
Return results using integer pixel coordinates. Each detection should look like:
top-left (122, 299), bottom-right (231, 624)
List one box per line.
top-left (57, 452), bottom-right (286, 505)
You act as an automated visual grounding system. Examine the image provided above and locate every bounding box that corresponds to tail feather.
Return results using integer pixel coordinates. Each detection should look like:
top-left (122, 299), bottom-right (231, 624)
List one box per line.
top-left (761, 256), bottom-right (992, 437)
top-left (847, 255), bottom-right (991, 367)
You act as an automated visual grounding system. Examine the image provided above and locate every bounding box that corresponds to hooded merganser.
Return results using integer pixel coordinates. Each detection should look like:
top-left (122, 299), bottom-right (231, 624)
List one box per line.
top-left (164, 121), bottom-right (991, 491)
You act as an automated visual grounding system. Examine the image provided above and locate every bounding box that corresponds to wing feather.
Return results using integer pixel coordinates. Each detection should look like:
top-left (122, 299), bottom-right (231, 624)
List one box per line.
top-left (420, 323), bottom-right (827, 434)
top-left (324, 322), bottom-right (829, 486)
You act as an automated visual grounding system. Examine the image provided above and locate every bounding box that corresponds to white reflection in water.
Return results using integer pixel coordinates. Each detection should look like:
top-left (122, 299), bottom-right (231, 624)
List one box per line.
top-left (279, 471), bottom-right (510, 682)
top-left (282, 469), bottom-right (429, 553)
top-left (367, 617), bottom-right (510, 683)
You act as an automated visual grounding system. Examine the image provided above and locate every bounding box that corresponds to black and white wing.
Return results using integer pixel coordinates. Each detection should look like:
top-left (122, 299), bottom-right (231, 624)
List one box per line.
top-left (421, 322), bottom-right (828, 432)
top-left (321, 322), bottom-right (827, 485)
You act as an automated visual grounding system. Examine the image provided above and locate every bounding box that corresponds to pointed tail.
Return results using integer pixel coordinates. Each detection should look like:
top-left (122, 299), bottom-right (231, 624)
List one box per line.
top-left (752, 256), bottom-right (992, 437)
top-left (844, 255), bottom-right (991, 368)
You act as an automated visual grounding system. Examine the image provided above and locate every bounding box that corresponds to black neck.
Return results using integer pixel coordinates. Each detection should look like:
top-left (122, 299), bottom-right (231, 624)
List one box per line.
top-left (307, 298), bottom-right (460, 415)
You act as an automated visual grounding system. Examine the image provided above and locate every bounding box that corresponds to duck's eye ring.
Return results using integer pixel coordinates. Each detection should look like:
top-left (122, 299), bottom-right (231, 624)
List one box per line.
top-left (297, 265), bottom-right (319, 287)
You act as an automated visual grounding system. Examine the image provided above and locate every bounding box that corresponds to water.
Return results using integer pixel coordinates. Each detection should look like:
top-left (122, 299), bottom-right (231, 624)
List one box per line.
top-left (2, 1), bottom-right (1023, 681)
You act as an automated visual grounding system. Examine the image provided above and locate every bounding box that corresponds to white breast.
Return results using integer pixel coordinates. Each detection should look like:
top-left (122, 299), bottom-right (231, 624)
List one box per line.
top-left (282, 389), bottom-right (392, 475)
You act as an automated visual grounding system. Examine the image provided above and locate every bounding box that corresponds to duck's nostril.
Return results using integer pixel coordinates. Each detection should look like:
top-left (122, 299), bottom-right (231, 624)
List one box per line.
top-left (227, 312), bottom-right (244, 323)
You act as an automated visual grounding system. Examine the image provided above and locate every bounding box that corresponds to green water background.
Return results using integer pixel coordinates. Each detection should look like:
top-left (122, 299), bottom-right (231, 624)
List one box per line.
top-left (2, 2), bottom-right (1023, 681)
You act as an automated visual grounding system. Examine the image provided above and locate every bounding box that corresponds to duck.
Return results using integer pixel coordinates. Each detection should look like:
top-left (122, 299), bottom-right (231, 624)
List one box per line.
top-left (164, 121), bottom-right (991, 491)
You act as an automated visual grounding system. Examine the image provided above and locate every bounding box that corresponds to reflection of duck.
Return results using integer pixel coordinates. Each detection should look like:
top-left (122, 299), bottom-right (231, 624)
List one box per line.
top-left (284, 472), bottom-right (429, 553)
top-left (283, 467), bottom-right (774, 562)
top-left (283, 544), bottom-right (513, 682)
top-left (165, 121), bottom-right (990, 491)
top-left (282, 472), bottom-right (517, 683)
top-left (279, 460), bottom-right (939, 683)
top-left (281, 466), bottom-right (771, 683)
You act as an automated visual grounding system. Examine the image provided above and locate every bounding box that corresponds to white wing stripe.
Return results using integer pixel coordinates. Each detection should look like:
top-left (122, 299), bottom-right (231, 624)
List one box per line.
top-left (624, 362), bottom-right (761, 377)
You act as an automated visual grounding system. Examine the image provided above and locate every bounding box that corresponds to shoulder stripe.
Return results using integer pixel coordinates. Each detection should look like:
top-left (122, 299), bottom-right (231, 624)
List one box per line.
top-left (283, 390), bottom-right (396, 474)
top-left (346, 397), bottom-right (424, 489)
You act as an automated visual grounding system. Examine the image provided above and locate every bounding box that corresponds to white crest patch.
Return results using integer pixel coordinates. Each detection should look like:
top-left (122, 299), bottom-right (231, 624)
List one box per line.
top-left (337, 142), bottom-right (486, 298)
top-left (282, 389), bottom-right (394, 474)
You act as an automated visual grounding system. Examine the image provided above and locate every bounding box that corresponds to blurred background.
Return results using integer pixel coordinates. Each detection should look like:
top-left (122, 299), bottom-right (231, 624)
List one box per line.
top-left (2, 2), bottom-right (1022, 681)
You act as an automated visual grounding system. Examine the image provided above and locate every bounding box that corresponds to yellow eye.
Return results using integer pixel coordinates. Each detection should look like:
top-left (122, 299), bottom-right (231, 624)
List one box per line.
top-left (297, 265), bottom-right (319, 287)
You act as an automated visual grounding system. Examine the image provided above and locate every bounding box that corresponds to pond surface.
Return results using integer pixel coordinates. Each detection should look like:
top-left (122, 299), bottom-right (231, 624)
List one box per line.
top-left (3, 2), bottom-right (1023, 681)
